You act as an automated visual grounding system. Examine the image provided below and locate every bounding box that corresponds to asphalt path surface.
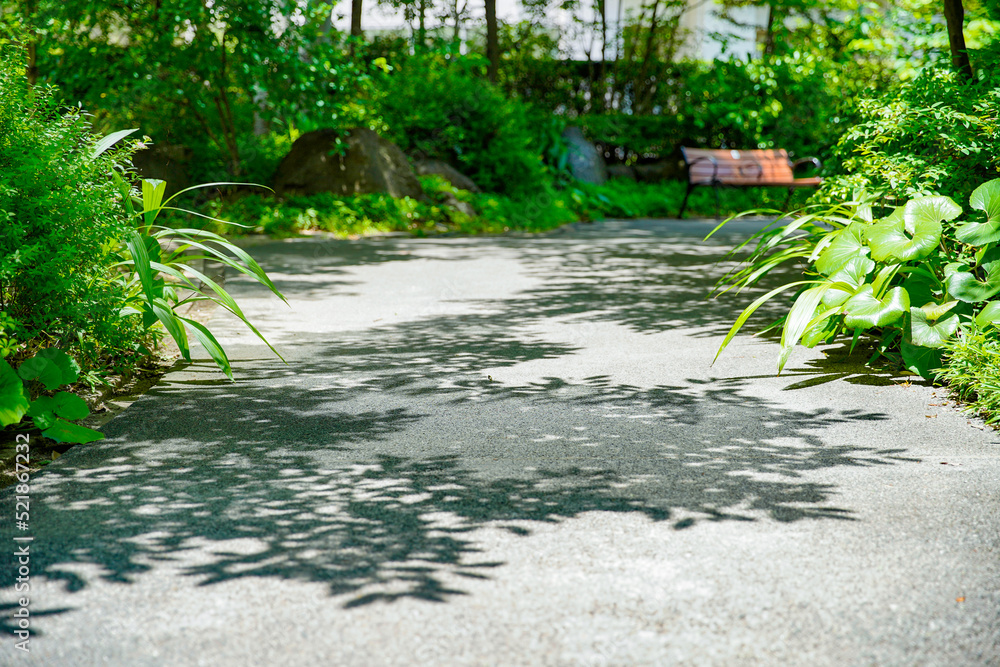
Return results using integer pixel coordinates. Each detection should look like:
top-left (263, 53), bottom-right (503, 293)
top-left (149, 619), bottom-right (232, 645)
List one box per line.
top-left (2, 219), bottom-right (998, 666)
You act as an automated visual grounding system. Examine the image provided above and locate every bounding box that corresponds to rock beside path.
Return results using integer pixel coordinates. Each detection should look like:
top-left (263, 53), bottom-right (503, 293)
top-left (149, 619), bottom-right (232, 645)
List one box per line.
top-left (562, 126), bottom-right (608, 185)
top-left (273, 128), bottom-right (424, 199)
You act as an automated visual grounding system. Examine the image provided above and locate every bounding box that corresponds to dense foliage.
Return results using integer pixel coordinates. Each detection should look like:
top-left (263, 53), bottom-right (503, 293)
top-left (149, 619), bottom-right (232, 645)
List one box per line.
top-left (711, 179), bottom-right (1000, 378)
top-left (0, 52), bottom-right (147, 374)
top-left (821, 63), bottom-right (1000, 207)
top-left (376, 54), bottom-right (548, 196)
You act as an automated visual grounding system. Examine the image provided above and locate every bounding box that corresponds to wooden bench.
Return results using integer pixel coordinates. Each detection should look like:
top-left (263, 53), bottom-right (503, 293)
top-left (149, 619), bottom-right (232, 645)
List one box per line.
top-left (678, 147), bottom-right (822, 219)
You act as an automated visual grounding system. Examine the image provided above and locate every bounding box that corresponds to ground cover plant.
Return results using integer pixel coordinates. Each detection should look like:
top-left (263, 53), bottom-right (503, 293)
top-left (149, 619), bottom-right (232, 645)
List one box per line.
top-left (709, 178), bottom-right (1000, 380)
top-left (937, 326), bottom-right (1000, 424)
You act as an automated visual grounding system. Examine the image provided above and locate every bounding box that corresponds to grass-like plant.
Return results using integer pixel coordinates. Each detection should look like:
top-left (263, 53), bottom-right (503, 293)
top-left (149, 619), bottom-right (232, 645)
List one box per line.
top-left (97, 131), bottom-right (286, 380)
top-left (709, 178), bottom-right (1000, 378)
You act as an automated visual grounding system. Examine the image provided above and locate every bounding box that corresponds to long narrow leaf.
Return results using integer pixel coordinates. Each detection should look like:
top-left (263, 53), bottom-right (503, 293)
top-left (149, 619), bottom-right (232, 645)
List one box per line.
top-left (779, 285), bottom-right (831, 372)
top-left (124, 230), bottom-right (156, 301)
top-left (162, 182), bottom-right (272, 207)
top-left (150, 299), bottom-right (190, 360)
top-left (91, 128), bottom-right (139, 159)
top-left (178, 316), bottom-right (233, 380)
top-left (713, 280), bottom-right (818, 364)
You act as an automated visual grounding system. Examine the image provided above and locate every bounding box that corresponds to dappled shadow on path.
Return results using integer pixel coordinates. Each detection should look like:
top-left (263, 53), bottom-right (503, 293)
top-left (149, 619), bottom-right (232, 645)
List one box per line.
top-left (1, 221), bottom-right (919, 617)
top-left (11, 355), bottom-right (911, 611)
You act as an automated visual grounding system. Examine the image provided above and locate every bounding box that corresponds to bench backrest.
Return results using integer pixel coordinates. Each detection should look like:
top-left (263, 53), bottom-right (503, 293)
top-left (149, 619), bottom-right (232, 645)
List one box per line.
top-left (681, 148), bottom-right (794, 185)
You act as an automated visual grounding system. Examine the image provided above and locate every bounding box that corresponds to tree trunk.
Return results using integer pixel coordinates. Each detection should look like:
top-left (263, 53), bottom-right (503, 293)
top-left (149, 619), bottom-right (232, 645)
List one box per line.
top-left (351, 0), bottom-right (363, 37)
top-left (24, 0), bottom-right (39, 85)
top-left (485, 0), bottom-right (499, 82)
top-left (763, 3), bottom-right (777, 57)
top-left (943, 0), bottom-right (974, 81)
top-left (418, 0), bottom-right (426, 50)
top-left (597, 0), bottom-right (607, 111)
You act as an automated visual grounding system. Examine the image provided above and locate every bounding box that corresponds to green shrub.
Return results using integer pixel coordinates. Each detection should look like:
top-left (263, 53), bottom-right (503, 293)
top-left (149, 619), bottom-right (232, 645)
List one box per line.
top-left (0, 51), bottom-right (148, 373)
top-left (376, 54), bottom-right (549, 196)
top-left (575, 54), bottom-right (851, 164)
top-left (821, 66), bottom-right (1000, 206)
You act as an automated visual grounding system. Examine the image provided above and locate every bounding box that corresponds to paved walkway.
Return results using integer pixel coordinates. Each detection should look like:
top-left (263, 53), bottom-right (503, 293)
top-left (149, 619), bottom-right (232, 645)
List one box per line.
top-left (3, 219), bottom-right (999, 665)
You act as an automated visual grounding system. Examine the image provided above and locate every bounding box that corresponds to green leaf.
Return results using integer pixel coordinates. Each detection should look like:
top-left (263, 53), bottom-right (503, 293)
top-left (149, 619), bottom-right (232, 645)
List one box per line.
top-left (51, 391), bottom-right (90, 421)
top-left (17, 357), bottom-right (64, 391)
top-left (151, 298), bottom-right (190, 360)
top-left (125, 229), bottom-right (157, 301)
top-left (35, 349), bottom-right (80, 385)
top-left (909, 307), bottom-right (960, 348)
top-left (41, 419), bottom-right (104, 444)
top-left (779, 285), bottom-right (831, 372)
top-left (178, 316), bottom-right (233, 380)
top-left (969, 178), bottom-right (1000, 222)
top-left (843, 285), bottom-right (910, 329)
top-left (955, 220), bottom-right (1000, 246)
top-left (0, 360), bottom-right (29, 427)
top-left (141, 179), bottom-right (167, 228)
top-left (821, 256), bottom-right (873, 307)
top-left (713, 280), bottom-right (819, 364)
top-left (975, 301), bottom-right (1000, 327)
top-left (918, 300), bottom-right (958, 320)
top-left (901, 339), bottom-right (942, 380)
top-left (945, 268), bottom-right (1000, 303)
top-left (815, 222), bottom-right (869, 275)
top-left (901, 271), bottom-right (937, 309)
top-left (90, 128), bottom-right (139, 159)
top-left (867, 196), bottom-right (959, 262)
top-left (801, 315), bottom-right (840, 348)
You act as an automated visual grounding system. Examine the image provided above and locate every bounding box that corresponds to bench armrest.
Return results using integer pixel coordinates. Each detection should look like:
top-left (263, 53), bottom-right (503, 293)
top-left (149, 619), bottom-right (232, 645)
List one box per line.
top-left (792, 157), bottom-right (822, 174)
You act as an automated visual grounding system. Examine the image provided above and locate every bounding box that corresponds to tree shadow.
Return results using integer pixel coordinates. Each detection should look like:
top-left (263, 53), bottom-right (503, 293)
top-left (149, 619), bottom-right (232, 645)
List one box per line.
top-left (1, 220), bottom-right (922, 618)
top-left (7, 352), bottom-right (913, 613)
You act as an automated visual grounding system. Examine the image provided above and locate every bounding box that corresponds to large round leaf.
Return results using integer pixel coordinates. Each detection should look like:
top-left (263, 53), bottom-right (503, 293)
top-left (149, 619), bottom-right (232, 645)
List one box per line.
top-left (901, 339), bottom-right (942, 380)
top-left (901, 272), bottom-right (937, 309)
top-left (909, 307), bottom-right (960, 348)
top-left (29, 391), bottom-right (90, 421)
top-left (35, 349), bottom-right (80, 385)
top-left (955, 218), bottom-right (1000, 246)
top-left (867, 196), bottom-right (959, 262)
top-left (945, 268), bottom-right (1000, 303)
top-left (975, 301), bottom-right (1000, 327)
top-left (815, 222), bottom-right (870, 275)
top-left (17, 356), bottom-right (63, 391)
top-left (970, 179), bottom-right (1000, 222)
top-left (955, 180), bottom-right (1000, 245)
top-left (0, 360), bottom-right (29, 427)
top-left (843, 285), bottom-right (910, 329)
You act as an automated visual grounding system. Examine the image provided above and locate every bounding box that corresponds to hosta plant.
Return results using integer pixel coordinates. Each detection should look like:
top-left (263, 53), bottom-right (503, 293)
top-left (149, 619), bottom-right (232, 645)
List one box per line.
top-left (709, 178), bottom-right (1000, 379)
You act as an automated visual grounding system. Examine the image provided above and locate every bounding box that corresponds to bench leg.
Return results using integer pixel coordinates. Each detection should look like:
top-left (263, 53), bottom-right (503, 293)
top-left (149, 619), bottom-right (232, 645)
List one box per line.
top-left (784, 187), bottom-right (794, 211)
top-left (678, 184), bottom-right (694, 219)
top-left (714, 184), bottom-right (721, 220)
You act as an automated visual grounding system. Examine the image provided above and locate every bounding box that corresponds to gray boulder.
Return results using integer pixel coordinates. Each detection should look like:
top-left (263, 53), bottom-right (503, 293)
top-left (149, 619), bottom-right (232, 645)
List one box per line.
top-left (273, 128), bottom-right (423, 199)
top-left (415, 159), bottom-right (481, 193)
top-left (562, 126), bottom-right (607, 185)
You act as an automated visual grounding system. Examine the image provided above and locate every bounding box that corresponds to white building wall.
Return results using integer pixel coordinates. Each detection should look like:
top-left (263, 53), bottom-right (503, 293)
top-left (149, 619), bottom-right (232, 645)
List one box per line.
top-left (331, 0), bottom-right (768, 63)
